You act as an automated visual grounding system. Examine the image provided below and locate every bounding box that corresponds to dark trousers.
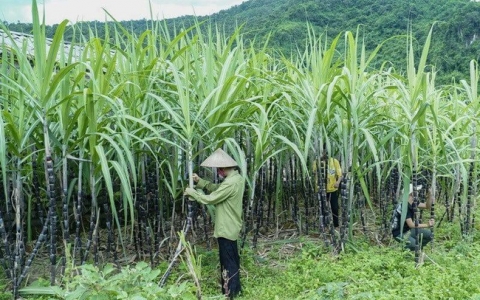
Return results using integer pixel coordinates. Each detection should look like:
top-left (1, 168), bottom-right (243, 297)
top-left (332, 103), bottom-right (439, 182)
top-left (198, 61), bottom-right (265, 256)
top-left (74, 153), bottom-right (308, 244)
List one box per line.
top-left (324, 191), bottom-right (339, 227)
top-left (218, 238), bottom-right (241, 298)
top-left (395, 228), bottom-right (433, 251)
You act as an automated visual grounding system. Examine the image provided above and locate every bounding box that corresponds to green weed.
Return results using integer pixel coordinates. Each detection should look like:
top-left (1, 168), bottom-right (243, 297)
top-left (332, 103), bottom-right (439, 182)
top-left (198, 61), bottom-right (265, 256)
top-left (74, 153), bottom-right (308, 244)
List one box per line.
top-left (19, 262), bottom-right (196, 299)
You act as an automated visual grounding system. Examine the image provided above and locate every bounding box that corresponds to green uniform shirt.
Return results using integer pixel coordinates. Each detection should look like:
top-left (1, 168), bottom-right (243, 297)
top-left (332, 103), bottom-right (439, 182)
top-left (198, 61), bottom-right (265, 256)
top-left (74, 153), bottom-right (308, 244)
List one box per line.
top-left (186, 170), bottom-right (245, 241)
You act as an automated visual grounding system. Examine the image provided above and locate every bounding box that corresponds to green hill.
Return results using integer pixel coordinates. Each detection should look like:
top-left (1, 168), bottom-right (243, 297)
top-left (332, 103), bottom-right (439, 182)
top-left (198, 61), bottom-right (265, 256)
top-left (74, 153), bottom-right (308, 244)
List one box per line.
top-left (194, 0), bottom-right (480, 83)
top-left (5, 0), bottom-right (480, 84)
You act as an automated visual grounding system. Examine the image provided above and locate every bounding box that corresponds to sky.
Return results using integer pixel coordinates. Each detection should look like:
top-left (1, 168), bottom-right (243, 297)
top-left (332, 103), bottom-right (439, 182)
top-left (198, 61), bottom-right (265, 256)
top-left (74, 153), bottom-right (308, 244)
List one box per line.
top-left (0, 0), bottom-right (246, 25)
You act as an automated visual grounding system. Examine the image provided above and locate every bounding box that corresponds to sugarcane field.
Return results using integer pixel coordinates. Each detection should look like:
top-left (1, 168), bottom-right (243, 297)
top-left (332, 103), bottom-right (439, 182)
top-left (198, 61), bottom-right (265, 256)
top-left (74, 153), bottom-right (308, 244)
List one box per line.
top-left (0, 1), bottom-right (480, 299)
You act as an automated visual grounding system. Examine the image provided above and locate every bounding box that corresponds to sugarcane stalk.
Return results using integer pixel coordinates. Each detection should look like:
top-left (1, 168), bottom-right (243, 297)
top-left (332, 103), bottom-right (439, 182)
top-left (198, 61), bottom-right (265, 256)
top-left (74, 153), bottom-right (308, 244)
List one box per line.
top-left (251, 174), bottom-right (260, 245)
top-left (280, 163), bottom-right (287, 215)
top-left (73, 152), bottom-right (84, 266)
top-left (32, 152), bottom-right (44, 229)
top-left (140, 161), bottom-right (153, 266)
top-left (303, 159), bottom-right (310, 235)
top-left (81, 165), bottom-right (97, 265)
top-left (139, 156), bottom-right (149, 258)
top-left (273, 158), bottom-right (280, 231)
top-left (154, 162), bottom-right (162, 257)
top-left (199, 205), bottom-right (210, 250)
top-left (17, 213), bottom-right (50, 288)
top-left (42, 115), bottom-right (58, 286)
top-left (464, 160), bottom-right (474, 236)
top-left (316, 156), bottom-right (329, 247)
top-left (443, 178), bottom-right (449, 222)
top-left (340, 175), bottom-right (349, 251)
top-left (429, 161), bottom-right (437, 250)
top-left (266, 158), bottom-right (274, 230)
top-left (377, 165), bottom-right (387, 236)
top-left (159, 145), bottom-right (195, 287)
top-left (319, 157), bottom-right (328, 227)
top-left (290, 156), bottom-right (298, 232)
top-left (145, 222), bottom-right (154, 267)
top-left (456, 181), bottom-right (463, 230)
top-left (412, 170), bottom-right (421, 264)
top-left (13, 163), bottom-right (25, 297)
top-left (4, 176), bottom-right (12, 220)
top-left (0, 208), bottom-right (12, 280)
top-left (103, 203), bottom-right (113, 263)
top-left (253, 165), bottom-right (265, 248)
top-left (240, 137), bottom-right (250, 248)
top-left (260, 166), bottom-right (266, 230)
top-left (134, 185), bottom-right (143, 258)
top-left (241, 173), bottom-right (257, 249)
top-left (196, 143), bottom-right (210, 250)
top-left (197, 151), bottom-right (212, 251)
top-left (358, 186), bottom-right (367, 235)
top-left (93, 210), bottom-right (100, 266)
top-left (61, 144), bottom-right (69, 275)
top-left (45, 154), bottom-right (57, 285)
top-left (167, 191), bottom-right (176, 256)
top-left (449, 165), bottom-right (461, 222)
top-left (145, 156), bottom-right (156, 266)
top-left (385, 166), bottom-right (398, 238)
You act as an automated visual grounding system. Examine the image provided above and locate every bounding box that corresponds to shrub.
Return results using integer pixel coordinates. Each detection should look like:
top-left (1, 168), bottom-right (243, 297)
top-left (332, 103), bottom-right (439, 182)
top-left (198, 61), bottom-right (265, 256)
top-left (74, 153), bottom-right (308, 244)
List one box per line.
top-left (19, 262), bottom-right (196, 299)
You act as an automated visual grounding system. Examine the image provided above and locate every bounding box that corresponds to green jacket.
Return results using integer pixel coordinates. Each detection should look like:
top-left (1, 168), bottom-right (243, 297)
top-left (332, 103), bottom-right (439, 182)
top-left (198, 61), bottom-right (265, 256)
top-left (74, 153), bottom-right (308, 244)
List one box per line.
top-left (186, 170), bottom-right (245, 241)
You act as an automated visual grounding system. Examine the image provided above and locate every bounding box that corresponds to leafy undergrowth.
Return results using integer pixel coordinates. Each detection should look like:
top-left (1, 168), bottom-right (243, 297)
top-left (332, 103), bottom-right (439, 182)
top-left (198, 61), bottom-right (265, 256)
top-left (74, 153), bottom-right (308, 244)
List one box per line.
top-left (8, 221), bottom-right (480, 300)
top-left (199, 222), bottom-right (480, 300)
top-left (235, 238), bottom-right (480, 300)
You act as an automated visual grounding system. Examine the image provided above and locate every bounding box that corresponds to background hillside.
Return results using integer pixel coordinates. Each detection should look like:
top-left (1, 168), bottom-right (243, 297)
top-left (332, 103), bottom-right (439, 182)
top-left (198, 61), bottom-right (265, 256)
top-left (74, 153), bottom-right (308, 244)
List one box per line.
top-left (5, 0), bottom-right (480, 84)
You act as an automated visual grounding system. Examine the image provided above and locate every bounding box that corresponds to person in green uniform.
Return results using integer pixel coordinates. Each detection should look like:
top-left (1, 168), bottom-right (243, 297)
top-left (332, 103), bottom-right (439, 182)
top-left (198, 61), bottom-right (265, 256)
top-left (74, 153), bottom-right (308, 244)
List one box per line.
top-left (184, 148), bottom-right (245, 299)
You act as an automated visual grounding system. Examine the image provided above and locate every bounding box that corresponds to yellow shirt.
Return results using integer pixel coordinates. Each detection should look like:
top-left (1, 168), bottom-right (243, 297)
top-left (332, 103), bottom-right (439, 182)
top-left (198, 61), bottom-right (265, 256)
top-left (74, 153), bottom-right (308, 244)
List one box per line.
top-left (325, 158), bottom-right (342, 192)
top-left (313, 158), bottom-right (342, 193)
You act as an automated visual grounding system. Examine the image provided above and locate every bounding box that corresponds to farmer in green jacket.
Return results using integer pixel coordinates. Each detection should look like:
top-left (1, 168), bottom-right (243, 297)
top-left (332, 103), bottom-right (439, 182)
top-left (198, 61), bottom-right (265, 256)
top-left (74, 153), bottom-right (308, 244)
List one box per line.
top-left (184, 148), bottom-right (245, 299)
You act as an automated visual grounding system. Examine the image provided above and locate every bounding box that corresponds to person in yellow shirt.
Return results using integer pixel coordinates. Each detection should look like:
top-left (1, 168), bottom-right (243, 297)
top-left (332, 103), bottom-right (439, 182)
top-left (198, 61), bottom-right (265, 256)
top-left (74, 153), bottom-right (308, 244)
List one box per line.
top-left (321, 147), bottom-right (342, 228)
top-left (184, 148), bottom-right (245, 299)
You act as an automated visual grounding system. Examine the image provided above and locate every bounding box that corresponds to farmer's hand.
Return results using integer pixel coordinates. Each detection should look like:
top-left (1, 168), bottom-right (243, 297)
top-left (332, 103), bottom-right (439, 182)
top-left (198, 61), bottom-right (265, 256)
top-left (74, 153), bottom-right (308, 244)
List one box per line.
top-left (192, 173), bottom-right (200, 183)
top-left (184, 187), bottom-right (196, 197)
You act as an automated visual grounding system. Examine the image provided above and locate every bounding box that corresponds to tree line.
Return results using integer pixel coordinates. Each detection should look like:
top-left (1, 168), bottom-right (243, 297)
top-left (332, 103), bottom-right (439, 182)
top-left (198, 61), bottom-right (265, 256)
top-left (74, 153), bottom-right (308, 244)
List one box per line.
top-left (4, 0), bottom-right (480, 84)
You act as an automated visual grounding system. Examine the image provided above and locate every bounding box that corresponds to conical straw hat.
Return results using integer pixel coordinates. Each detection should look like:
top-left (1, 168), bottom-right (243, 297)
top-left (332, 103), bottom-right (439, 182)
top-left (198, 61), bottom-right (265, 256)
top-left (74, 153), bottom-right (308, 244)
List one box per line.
top-left (200, 148), bottom-right (238, 168)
